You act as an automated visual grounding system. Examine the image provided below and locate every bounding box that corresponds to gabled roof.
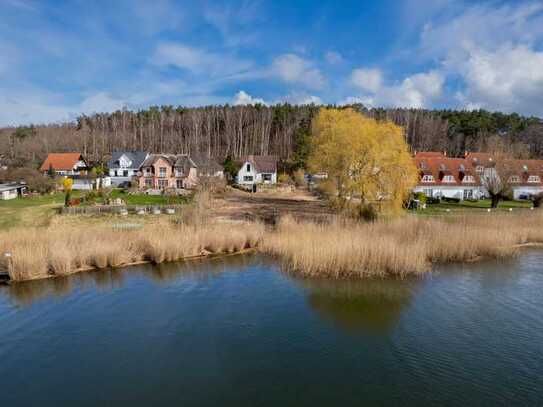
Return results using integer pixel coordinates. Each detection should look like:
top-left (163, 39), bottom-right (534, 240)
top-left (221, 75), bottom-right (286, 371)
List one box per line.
top-left (141, 154), bottom-right (197, 169)
top-left (415, 156), bottom-right (479, 185)
top-left (108, 151), bottom-right (148, 169)
top-left (191, 152), bottom-right (223, 173)
top-left (40, 153), bottom-right (86, 172)
top-left (239, 155), bottom-right (278, 173)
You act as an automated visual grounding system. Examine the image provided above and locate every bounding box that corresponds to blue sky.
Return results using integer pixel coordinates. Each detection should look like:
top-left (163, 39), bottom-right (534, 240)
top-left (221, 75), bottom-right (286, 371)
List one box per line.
top-left (1, 0), bottom-right (543, 125)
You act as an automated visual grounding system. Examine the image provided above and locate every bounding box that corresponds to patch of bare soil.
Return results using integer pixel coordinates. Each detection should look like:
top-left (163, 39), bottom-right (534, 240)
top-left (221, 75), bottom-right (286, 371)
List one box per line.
top-left (210, 187), bottom-right (334, 224)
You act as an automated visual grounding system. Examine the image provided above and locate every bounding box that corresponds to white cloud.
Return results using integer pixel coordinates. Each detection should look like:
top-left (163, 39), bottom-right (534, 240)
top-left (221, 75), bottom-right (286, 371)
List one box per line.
top-left (272, 54), bottom-right (325, 90)
top-left (418, 1), bottom-right (543, 115)
top-left (233, 90), bottom-right (267, 106)
top-left (347, 70), bottom-right (444, 109)
top-left (455, 44), bottom-right (543, 115)
top-left (154, 42), bottom-right (253, 77)
top-left (325, 51), bottom-right (343, 64)
top-left (278, 93), bottom-right (323, 105)
top-left (351, 68), bottom-right (383, 93)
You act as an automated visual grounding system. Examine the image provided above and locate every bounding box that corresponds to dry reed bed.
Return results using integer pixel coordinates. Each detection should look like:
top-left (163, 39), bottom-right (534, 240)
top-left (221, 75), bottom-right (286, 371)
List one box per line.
top-left (0, 222), bottom-right (264, 281)
top-left (261, 212), bottom-right (543, 278)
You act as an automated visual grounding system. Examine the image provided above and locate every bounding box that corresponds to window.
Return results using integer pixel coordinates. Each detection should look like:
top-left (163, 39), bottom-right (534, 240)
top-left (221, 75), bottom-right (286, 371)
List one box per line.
top-left (158, 179), bottom-right (168, 189)
top-left (528, 175), bottom-right (540, 183)
top-left (462, 175), bottom-right (475, 183)
top-left (246, 163), bottom-right (251, 172)
top-left (509, 175), bottom-right (520, 183)
top-left (145, 167), bottom-right (152, 176)
top-left (463, 189), bottom-right (473, 200)
top-left (114, 170), bottom-right (118, 177)
top-left (421, 175), bottom-right (434, 182)
top-left (262, 173), bottom-right (272, 182)
top-left (159, 167), bottom-right (167, 177)
top-left (243, 176), bottom-right (254, 182)
top-left (442, 175), bottom-right (455, 183)
top-left (123, 170), bottom-right (128, 177)
top-left (145, 178), bottom-right (153, 188)
top-left (423, 189), bottom-right (433, 197)
top-left (476, 165), bottom-right (484, 173)
top-left (176, 179), bottom-right (184, 189)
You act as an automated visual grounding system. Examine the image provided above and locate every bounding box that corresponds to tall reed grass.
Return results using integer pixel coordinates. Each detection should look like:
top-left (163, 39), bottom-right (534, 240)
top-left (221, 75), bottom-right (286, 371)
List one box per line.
top-left (0, 221), bottom-right (264, 281)
top-left (262, 212), bottom-right (543, 278)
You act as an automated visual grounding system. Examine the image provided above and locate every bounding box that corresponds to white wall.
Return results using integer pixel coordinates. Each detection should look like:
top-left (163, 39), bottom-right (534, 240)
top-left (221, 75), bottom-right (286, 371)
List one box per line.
top-left (0, 190), bottom-right (17, 200)
top-left (512, 186), bottom-right (543, 200)
top-left (236, 161), bottom-right (276, 185)
top-left (414, 185), bottom-right (483, 200)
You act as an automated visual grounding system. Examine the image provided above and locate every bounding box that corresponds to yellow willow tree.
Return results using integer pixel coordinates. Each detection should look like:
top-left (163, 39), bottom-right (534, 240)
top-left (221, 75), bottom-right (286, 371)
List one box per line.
top-left (308, 108), bottom-right (418, 214)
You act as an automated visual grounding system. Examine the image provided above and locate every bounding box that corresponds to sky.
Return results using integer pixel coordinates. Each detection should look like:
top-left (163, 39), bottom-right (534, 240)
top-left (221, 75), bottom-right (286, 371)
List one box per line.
top-left (1, 0), bottom-right (543, 126)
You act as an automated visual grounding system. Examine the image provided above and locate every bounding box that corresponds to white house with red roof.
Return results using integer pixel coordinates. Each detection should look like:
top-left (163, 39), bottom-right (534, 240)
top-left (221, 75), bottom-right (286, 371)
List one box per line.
top-left (413, 151), bottom-right (543, 200)
top-left (413, 152), bottom-right (483, 200)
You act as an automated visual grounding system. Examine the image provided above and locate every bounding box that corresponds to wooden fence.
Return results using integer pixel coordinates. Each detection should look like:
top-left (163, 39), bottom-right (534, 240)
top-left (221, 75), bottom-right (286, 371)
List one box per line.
top-left (59, 204), bottom-right (185, 215)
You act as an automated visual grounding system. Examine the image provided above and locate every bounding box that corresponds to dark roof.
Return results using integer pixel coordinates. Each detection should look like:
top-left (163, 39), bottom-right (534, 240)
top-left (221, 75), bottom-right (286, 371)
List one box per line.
top-left (191, 153), bottom-right (224, 173)
top-left (108, 151), bottom-right (148, 169)
top-left (239, 155), bottom-right (277, 173)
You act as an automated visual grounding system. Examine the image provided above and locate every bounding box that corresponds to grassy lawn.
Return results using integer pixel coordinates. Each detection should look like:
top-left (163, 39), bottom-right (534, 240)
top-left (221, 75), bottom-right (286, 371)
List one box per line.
top-left (106, 189), bottom-right (189, 205)
top-left (0, 189), bottom-right (190, 229)
top-left (412, 199), bottom-right (533, 215)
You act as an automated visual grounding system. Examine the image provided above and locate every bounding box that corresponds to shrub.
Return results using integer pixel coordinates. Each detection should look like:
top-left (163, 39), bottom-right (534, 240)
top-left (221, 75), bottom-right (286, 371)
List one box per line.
top-left (277, 172), bottom-right (293, 185)
top-left (293, 169), bottom-right (306, 187)
top-left (414, 192), bottom-right (427, 204)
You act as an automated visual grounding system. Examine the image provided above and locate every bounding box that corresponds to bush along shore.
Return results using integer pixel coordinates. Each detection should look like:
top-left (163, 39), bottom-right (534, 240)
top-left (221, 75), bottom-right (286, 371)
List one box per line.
top-left (2, 211), bottom-right (543, 282)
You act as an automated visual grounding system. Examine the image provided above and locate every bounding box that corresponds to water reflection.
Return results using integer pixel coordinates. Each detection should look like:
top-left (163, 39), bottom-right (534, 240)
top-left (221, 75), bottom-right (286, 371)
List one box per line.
top-left (298, 277), bottom-right (421, 335)
top-left (3, 254), bottom-right (260, 307)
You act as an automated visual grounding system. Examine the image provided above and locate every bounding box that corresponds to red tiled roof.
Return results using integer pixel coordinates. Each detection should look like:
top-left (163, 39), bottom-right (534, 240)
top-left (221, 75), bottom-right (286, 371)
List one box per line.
top-left (40, 153), bottom-right (85, 172)
top-left (414, 156), bottom-right (479, 185)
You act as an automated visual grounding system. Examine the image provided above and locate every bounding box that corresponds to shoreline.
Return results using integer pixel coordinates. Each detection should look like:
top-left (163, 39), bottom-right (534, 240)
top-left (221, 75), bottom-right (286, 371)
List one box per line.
top-left (4, 242), bottom-right (543, 285)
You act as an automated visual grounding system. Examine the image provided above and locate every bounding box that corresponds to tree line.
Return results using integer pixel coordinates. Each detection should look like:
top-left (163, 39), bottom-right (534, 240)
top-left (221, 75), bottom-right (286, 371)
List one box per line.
top-left (1, 104), bottom-right (542, 170)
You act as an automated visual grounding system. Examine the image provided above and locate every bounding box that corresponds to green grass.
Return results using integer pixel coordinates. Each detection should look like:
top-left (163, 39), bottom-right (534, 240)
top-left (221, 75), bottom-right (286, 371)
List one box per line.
top-left (412, 199), bottom-right (533, 216)
top-left (106, 189), bottom-right (189, 205)
top-left (0, 189), bottom-right (190, 229)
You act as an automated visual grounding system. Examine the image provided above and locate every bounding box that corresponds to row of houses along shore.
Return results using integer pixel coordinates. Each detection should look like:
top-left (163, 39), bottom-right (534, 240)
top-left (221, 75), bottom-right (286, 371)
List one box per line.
top-left (2, 150), bottom-right (539, 201)
top-left (36, 152), bottom-right (279, 192)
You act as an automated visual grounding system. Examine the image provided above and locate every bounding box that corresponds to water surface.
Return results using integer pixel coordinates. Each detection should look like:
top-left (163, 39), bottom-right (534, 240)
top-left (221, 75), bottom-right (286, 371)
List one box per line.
top-left (1, 253), bottom-right (542, 406)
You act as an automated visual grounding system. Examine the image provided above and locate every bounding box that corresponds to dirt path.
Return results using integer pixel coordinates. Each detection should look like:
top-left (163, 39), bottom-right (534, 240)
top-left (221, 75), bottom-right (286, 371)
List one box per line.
top-left (210, 188), bottom-right (334, 223)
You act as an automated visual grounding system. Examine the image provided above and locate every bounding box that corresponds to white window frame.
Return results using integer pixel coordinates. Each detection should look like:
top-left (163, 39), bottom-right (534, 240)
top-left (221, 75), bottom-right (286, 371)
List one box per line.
top-left (462, 175), bottom-right (475, 183)
top-left (421, 175), bottom-right (435, 182)
top-left (442, 175), bottom-right (455, 183)
top-left (159, 167), bottom-right (167, 178)
top-left (527, 175), bottom-right (540, 183)
top-left (509, 175), bottom-right (520, 183)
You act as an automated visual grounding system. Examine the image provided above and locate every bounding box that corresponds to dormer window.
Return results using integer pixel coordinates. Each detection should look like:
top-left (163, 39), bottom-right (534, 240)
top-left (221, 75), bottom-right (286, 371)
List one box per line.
top-left (509, 176), bottom-right (520, 183)
top-left (246, 163), bottom-right (251, 172)
top-left (523, 165), bottom-right (529, 172)
top-left (462, 175), bottom-right (475, 183)
top-left (420, 161), bottom-right (427, 170)
top-left (442, 175), bottom-right (455, 183)
top-left (421, 175), bottom-right (435, 182)
top-left (439, 163), bottom-right (447, 171)
top-left (476, 165), bottom-right (484, 173)
top-left (459, 164), bottom-right (465, 172)
top-left (528, 175), bottom-right (540, 183)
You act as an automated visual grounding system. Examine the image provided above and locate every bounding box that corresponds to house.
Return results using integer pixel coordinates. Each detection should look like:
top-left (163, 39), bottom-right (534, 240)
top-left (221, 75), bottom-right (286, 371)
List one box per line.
top-left (190, 153), bottom-right (224, 178)
top-left (236, 155), bottom-right (278, 185)
top-left (413, 151), bottom-right (543, 200)
top-left (0, 182), bottom-right (26, 200)
top-left (107, 151), bottom-right (149, 187)
top-left (413, 152), bottom-right (484, 200)
top-left (40, 153), bottom-right (89, 176)
top-left (138, 154), bottom-right (198, 191)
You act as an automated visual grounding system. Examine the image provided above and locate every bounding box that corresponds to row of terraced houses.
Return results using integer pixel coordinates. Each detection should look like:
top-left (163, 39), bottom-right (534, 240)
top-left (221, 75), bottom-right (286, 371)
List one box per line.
top-left (413, 151), bottom-right (543, 200)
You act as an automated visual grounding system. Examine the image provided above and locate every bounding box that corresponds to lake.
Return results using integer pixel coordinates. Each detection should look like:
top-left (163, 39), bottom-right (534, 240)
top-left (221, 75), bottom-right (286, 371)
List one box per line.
top-left (1, 252), bottom-right (543, 406)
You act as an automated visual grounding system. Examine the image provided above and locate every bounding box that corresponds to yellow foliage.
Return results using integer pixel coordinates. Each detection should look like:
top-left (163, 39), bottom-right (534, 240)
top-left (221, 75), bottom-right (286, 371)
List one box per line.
top-left (308, 108), bottom-right (418, 213)
top-left (62, 177), bottom-right (73, 192)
